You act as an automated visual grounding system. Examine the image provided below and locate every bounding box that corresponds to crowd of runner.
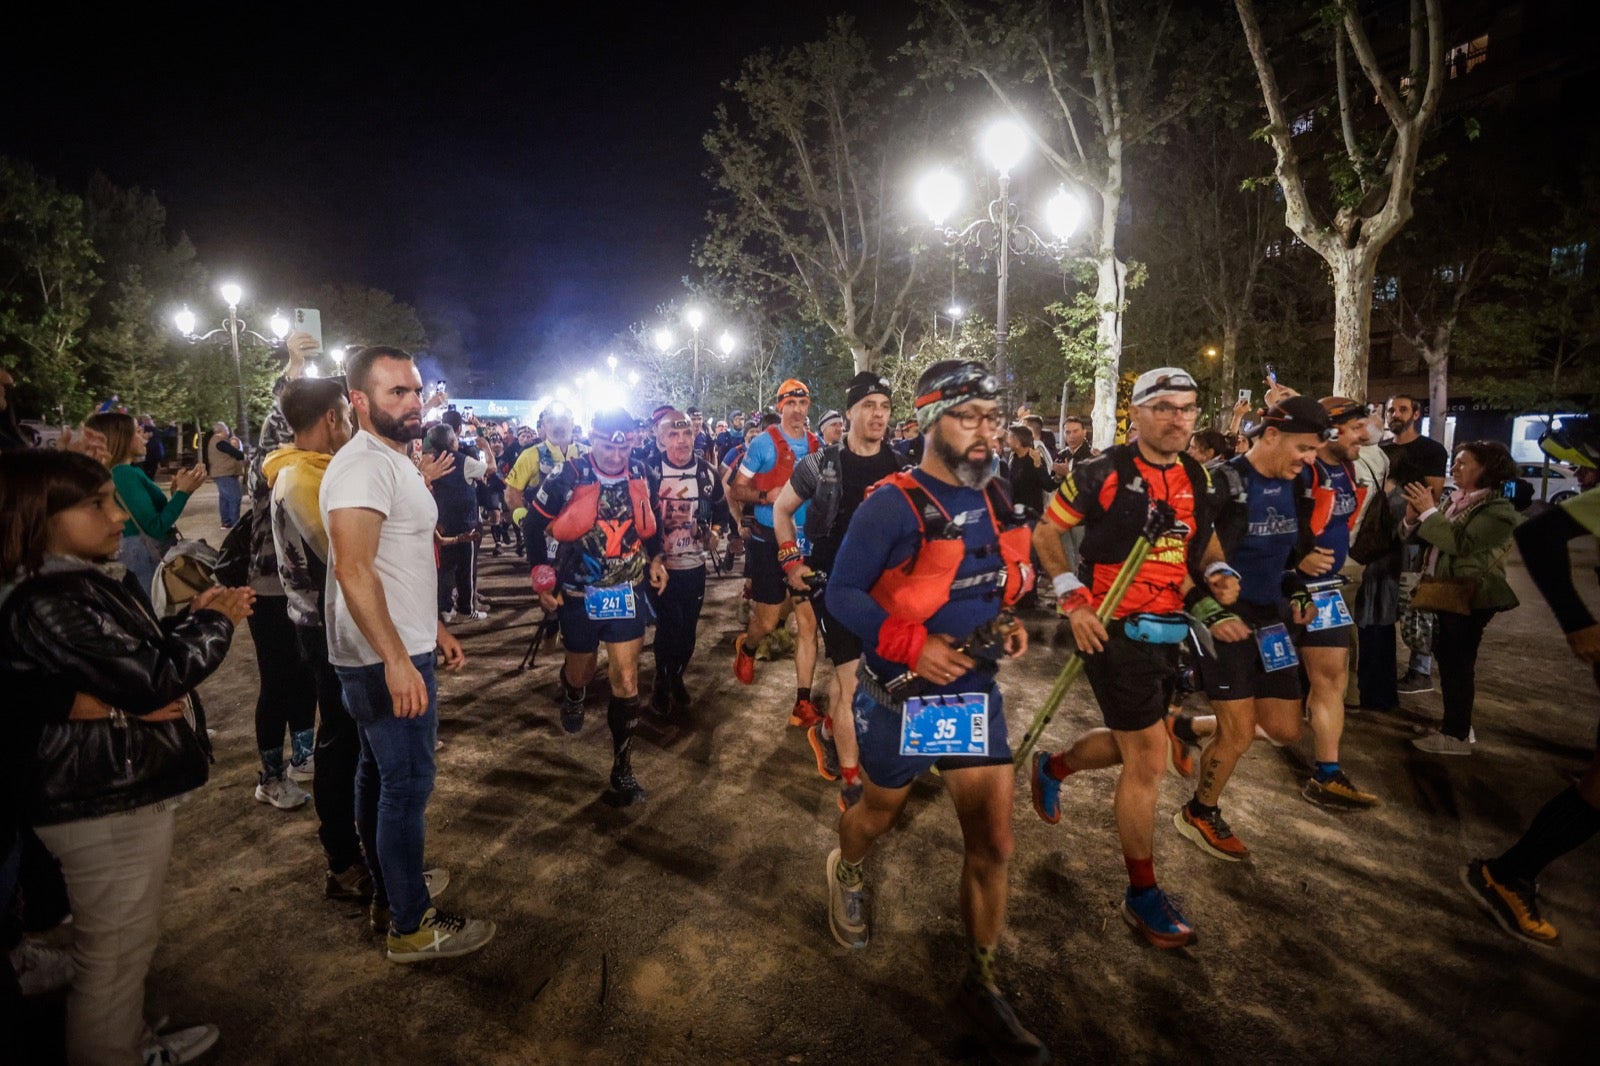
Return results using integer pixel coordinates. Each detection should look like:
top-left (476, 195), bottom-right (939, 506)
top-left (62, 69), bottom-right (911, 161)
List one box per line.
top-left (1, 342), bottom-right (1596, 1064)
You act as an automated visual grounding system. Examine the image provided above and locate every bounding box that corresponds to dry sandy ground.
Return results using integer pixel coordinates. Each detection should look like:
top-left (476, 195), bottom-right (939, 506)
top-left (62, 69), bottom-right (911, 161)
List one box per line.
top-left (19, 483), bottom-right (1600, 1063)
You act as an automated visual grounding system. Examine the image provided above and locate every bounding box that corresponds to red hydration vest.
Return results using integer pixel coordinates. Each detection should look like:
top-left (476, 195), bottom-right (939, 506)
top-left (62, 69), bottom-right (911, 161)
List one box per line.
top-left (547, 457), bottom-right (658, 544)
top-left (750, 426), bottom-right (821, 494)
top-left (1307, 459), bottom-right (1369, 537)
top-left (867, 471), bottom-right (1035, 623)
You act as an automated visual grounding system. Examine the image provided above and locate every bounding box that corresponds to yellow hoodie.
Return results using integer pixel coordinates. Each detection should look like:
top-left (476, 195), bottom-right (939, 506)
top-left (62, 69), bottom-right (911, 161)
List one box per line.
top-left (263, 446), bottom-right (334, 626)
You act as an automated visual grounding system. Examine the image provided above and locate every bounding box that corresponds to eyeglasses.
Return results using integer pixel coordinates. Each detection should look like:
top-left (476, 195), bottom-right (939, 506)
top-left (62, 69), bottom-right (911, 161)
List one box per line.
top-left (942, 408), bottom-right (1006, 431)
top-left (1147, 403), bottom-right (1201, 419)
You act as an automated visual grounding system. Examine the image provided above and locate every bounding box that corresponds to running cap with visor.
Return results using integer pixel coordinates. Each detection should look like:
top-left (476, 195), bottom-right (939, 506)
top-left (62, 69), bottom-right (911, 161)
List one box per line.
top-left (1318, 396), bottom-right (1370, 425)
top-left (1250, 395), bottom-right (1335, 441)
top-left (590, 407), bottom-right (637, 444)
top-left (774, 379), bottom-right (810, 405)
top-left (1130, 367), bottom-right (1199, 406)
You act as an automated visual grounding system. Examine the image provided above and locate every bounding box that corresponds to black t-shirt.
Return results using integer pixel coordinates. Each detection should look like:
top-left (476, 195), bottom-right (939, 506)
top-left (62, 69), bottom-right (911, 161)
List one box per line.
top-left (792, 444), bottom-right (903, 573)
top-left (1382, 435), bottom-right (1448, 490)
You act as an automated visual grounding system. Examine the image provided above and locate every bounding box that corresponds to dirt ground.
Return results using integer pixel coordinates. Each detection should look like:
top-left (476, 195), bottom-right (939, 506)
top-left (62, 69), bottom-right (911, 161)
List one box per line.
top-left (19, 481), bottom-right (1600, 1064)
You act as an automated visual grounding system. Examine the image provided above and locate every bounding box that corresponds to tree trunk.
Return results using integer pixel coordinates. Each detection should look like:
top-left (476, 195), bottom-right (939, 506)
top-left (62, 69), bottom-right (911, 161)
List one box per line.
top-left (1220, 320), bottom-right (1241, 420)
top-left (1424, 347), bottom-right (1449, 445)
top-left (1091, 250), bottom-right (1126, 449)
top-left (849, 344), bottom-right (873, 374)
top-left (1329, 249), bottom-right (1379, 401)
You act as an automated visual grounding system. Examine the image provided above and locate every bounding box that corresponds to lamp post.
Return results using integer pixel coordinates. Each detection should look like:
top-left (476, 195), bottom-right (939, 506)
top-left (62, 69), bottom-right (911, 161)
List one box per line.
top-left (173, 282), bottom-right (288, 447)
top-left (915, 120), bottom-right (1086, 403)
top-left (654, 308), bottom-right (736, 406)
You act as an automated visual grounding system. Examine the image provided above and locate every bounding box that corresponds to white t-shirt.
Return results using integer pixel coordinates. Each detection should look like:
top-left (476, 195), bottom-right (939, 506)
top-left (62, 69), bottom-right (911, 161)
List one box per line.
top-left (319, 430), bottom-right (440, 667)
top-left (655, 458), bottom-right (704, 571)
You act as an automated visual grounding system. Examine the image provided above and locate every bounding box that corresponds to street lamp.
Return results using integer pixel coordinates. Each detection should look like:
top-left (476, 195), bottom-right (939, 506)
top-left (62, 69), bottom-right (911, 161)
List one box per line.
top-left (654, 306), bottom-right (735, 404)
top-left (172, 282), bottom-right (288, 447)
top-left (916, 119), bottom-right (1086, 400)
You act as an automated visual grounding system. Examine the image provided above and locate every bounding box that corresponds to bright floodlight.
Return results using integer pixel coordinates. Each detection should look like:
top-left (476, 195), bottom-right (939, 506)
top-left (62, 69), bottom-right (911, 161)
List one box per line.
top-left (1045, 186), bottom-right (1086, 241)
top-left (947, 304), bottom-right (964, 319)
top-left (269, 310), bottom-right (290, 339)
top-left (915, 168), bottom-right (962, 226)
top-left (304, 364), bottom-right (321, 378)
top-left (982, 120), bottom-right (1029, 176)
top-left (585, 370), bottom-right (598, 385)
top-left (684, 306), bottom-right (705, 332)
top-left (219, 282), bottom-right (243, 307)
top-left (173, 306), bottom-right (197, 336)
top-left (555, 386), bottom-right (572, 402)
top-left (628, 371), bottom-right (640, 386)
top-left (607, 354), bottom-right (619, 371)
top-left (717, 331), bottom-right (736, 357)
top-left (653, 328), bottom-right (673, 353)
top-left (329, 346), bottom-right (346, 364)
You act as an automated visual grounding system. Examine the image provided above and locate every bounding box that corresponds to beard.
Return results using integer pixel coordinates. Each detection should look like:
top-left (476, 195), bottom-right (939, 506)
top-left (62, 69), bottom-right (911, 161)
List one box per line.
top-left (370, 408), bottom-right (424, 443)
top-left (932, 429), bottom-right (996, 489)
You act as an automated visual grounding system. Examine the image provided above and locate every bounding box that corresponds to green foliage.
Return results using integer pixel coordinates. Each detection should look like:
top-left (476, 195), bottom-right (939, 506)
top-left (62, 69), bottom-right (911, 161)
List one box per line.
top-left (312, 283), bottom-right (428, 352)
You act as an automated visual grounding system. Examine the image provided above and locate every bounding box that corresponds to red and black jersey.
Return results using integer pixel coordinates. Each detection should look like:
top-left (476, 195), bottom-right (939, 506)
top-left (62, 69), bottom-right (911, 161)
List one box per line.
top-left (1043, 445), bottom-right (1214, 618)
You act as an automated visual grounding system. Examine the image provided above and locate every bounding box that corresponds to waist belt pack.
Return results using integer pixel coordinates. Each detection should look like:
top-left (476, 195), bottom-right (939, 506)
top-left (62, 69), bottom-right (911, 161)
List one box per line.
top-left (1120, 613), bottom-right (1189, 645)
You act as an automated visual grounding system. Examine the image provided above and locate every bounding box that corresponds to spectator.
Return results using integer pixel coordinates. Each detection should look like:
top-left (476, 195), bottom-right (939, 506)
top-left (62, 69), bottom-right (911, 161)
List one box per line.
top-left (1383, 395), bottom-right (1450, 694)
top-left (204, 422), bottom-right (247, 529)
top-left (0, 448), bottom-right (253, 1066)
top-left (1005, 424), bottom-right (1050, 516)
top-left (85, 412), bottom-right (206, 599)
top-left (1405, 440), bottom-right (1521, 755)
top-left (1187, 429), bottom-right (1231, 471)
top-left (1051, 415), bottom-right (1096, 479)
top-left (818, 410), bottom-right (845, 446)
top-left (425, 423), bottom-right (488, 623)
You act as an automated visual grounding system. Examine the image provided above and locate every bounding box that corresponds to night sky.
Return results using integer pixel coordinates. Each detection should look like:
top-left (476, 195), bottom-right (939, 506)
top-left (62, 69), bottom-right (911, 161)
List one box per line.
top-left (2, 2), bottom-right (912, 393)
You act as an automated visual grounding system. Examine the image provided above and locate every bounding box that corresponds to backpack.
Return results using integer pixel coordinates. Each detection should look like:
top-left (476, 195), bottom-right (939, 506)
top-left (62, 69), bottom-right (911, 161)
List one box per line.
top-left (211, 509), bottom-right (254, 587)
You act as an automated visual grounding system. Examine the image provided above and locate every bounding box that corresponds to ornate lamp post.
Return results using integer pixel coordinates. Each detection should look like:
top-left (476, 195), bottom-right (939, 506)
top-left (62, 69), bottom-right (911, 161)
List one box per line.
top-left (173, 281), bottom-right (288, 447)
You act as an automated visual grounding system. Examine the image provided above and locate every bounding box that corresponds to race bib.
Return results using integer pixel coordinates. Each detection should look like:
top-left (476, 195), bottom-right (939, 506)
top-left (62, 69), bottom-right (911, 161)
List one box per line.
top-left (583, 584), bottom-right (636, 621)
top-left (1256, 623), bottom-right (1299, 672)
top-left (797, 532), bottom-right (812, 558)
top-left (899, 692), bottom-right (989, 757)
top-left (1307, 589), bottom-right (1353, 632)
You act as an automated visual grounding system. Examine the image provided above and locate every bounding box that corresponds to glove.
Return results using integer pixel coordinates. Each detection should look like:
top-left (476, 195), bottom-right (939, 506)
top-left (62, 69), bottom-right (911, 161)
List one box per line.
top-left (1187, 591), bottom-right (1241, 632)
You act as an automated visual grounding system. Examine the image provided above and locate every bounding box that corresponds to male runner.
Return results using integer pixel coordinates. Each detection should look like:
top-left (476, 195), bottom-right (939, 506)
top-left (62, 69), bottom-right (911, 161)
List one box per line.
top-left (817, 409), bottom-right (845, 445)
top-left (1291, 397), bottom-right (1381, 809)
top-left (505, 401), bottom-right (584, 554)
top-left (729, 380), bottom-right (822, 728)
top-left (525, 407), bottom-right (665, 805)
top-left (643, 407), bottom-right (721, 718)
top-left (1028, 367), bottom-right (1250, 948)
top-left (1463, 421), bottom-right (1600, 942)
top-left (1174, 397), bottom-right (1329, 861)
top-left (824, 361), bottom-right (1044, 1060)
top-left (773, 371), bottom-right (900, 810)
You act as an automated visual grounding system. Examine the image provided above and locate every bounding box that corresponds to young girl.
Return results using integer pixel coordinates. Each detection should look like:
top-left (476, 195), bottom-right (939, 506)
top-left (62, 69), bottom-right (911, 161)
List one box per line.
top-left (84, 412), bottom-right (207, 600)
top-left (0, 449), bottom-right (253, 1065)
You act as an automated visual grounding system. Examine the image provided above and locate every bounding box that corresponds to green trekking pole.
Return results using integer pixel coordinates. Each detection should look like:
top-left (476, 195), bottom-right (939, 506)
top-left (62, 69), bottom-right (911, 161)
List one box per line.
top-left (1013, 502), bottom-right (1174, 769)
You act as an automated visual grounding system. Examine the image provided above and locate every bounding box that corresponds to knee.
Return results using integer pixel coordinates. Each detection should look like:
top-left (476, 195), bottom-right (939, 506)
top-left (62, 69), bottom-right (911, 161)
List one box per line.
top-left (967, 824), bottom-right (1014, 868)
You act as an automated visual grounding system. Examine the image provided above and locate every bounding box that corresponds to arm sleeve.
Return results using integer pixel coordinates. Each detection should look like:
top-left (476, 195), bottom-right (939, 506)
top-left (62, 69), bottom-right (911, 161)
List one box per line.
top-left (788, 451), bottom-right (822, 501)
top-left (11, 590), bottom-right (235, 717)
top-left (1514, 506), bottom-right (1596, 634)
top-left (825, 486), bottom-right (914, 648)
top-left (115, 466), bottom-right (190, 539)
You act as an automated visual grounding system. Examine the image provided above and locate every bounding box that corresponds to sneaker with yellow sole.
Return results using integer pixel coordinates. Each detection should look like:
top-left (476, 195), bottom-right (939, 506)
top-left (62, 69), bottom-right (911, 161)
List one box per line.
top-left (386, 907), bottom-right (496, 963)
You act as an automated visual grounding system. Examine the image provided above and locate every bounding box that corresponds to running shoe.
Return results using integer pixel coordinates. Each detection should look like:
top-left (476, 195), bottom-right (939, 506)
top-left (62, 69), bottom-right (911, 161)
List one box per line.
top-left (808, 720), bottom-right (840, 780)
top-left (609, 763), bottom-right (648, 806)
top-left (559, 684), bottom-right (586, 734)
top-left (825, 847), bottom-right (869, 949)
top-left (9, 939), bottom-right (73, 996)
top-left (952, 976), bottom-right (1050, 1062)
top-left (253, 776), bottom-right (310, 811)
top-left (1174, 805), bottom-right (1250, 862)
top-left (1121, 885), bottom-right (1196, 949)
top-left (142, 1022), bottom-right (220, 1064)
top-left (1162, 716), bottom-right (1195, 779)
top-left (1029, 752), bottom-right (1063, 825)
top-left (368, 869), bottom-right (451, 933)
top-left (733, 633), bottom-right (755, 685)
top-left (1396, 670), bottom-right (1434, 694)
top-left (387, 908), bottom-right (497, 964)
top-left (1412, 729), bottom-right (1473, 755)
top-left (1301, 771), bottom-right (1381, 810)
top-left (286, 753), bottom-right (315, 783)
top-left (837, 781), bottom-right (863, 812)
top-left (789, 698), bottom-right (822, 729)
top-left (324, 862), bottom-right (374, 903)
top-left (1460, 859), bottom-right (1558, 945)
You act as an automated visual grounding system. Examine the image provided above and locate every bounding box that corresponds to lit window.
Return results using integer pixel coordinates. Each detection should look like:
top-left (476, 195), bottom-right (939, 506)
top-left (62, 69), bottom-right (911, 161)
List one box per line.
top-left (1551, 242), bottom-right (1587, 279)
top-left (1374, 275), bottom-right (1399, 303)
top-left (1447, 34), bottom-right (1489, 79)
top-left (1265, 240), bottom-right (1283, 259)
top-left (1291, 111), bottom-right (1314, 136)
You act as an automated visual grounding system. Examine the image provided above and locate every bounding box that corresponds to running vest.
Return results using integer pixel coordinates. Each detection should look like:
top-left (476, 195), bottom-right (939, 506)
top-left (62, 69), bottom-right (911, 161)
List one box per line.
top-left (750, 426), bottom-right (821, 493)
top-left (868, 471), bottom-right (1035, 623)
top-left (803, 443), bottom-right (845, 542)
top-left (547, 456), bottom-right (658, 543)
top-left (1076, 446), bottom-right (1213, 581)
top-left (1305, 459), bottom-right (1368, 536)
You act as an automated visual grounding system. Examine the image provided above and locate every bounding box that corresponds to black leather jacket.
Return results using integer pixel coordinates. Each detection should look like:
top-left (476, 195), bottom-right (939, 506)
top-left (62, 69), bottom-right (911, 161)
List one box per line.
top-left (0, 563), bottom-right (233, 826)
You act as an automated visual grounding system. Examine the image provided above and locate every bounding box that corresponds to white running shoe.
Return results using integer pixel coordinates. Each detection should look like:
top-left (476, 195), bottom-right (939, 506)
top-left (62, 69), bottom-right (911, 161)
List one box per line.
top-left (10, 939), bottom-right (73, 996)
top-left (143, 1023), bottom-right (220, 1065)
top-left (253, 776), bottom-right (311, 810)
top-left (286, 755), bottom-right (315, 783)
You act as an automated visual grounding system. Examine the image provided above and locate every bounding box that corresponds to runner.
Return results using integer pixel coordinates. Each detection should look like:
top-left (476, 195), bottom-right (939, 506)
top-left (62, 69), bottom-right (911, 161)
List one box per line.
top-left (524, 407), bottom-right (664, 806)
top-left (1028, 367), bottom-right (1250, 948)
top-left (1291, 397), bottom-right (1381, 809)
top-left (1176, 396), bottom-right (1330, 861)
top-left (772, 371), bottom-right (901, 810)
top-left (823, 360), bottom-right (1045, 1060)
top-left (1462, 420), bottom-right (1600, 943)
top-left (643, 407), bottom-right (721, 720)
top-left (505, 401), bottom-right (584, 559)
top-left (729, 380), bottom-right (822, 729)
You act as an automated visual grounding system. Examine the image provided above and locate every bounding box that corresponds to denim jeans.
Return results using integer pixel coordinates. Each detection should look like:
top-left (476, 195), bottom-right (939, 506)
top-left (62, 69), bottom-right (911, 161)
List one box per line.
top-left (335, 653), bottom-right (438, 934)
top-left (216, 475), bottom-right (242, 527)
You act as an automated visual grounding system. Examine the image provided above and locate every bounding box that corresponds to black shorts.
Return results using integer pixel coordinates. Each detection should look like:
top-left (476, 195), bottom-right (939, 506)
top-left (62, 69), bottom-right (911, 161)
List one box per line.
top-left (815, 587), bottom-right (862, 665)
top-left (1199, 600), bottom-right (1303, 703)
top-left (1082, 625), bottom-right (1181, 732)
top-left (556, 585), bottom-right (654, 653)
top-left (1294, 588), bottom-right (1354, 649)
top-left (745, 528), bottom-right (789, 606)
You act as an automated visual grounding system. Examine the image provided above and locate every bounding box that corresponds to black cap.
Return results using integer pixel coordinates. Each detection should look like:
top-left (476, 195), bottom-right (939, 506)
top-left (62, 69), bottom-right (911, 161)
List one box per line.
top-left (845, 370), bottom-right (892, 410)
top-left (1251, 396), bottom-right (1335, 440)
top-left (590, 407), bottom-right (637, 443)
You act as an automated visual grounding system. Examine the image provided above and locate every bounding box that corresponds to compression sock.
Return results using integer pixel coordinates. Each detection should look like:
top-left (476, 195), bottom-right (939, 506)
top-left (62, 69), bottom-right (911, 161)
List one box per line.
top-left (835, 854), bottom-right (864, 887)
top-left (968, 944), bottom-right (1000, 989)
top-left (1172, 713), bottom-right (1200, 746)
top-left (1187, 796), bottom-right (1219, 819)
top-left (1490, 786), bottom-right (1600, 884)
top-left (797, 687), bottom-right (812, 704)
top-left (607, 696), bottom-right (639, 760)
top-left (840, 765), bottom-right (862, 787)
top-left (1314, 761), bottom-right (1341, 783)
top-left (1045, 752), bottom-right (1077, 780)
top-left (1125, 855), bottom-right (1157, 894)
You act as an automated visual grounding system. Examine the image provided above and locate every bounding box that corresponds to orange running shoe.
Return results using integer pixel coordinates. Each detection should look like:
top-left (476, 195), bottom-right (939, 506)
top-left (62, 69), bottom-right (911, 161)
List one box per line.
top-left (1174, 804), bottom-right (1250, 862)
top-left (733, 634), bottom-right (755, 685)
top-left (1163, 715), bottom-right (1195, 779)
top-left (789, 698), bottom-right (822, 728)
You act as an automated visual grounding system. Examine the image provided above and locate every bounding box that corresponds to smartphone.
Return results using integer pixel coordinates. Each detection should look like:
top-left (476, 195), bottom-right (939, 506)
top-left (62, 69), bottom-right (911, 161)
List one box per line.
top-left (435, 380), bottom-right (447, 394)
top-left (292, 308), bottom-right (323, 351)
top-left (1265, 363), bottom-right (1278, 386)
top-left (1238, 388), bottom-right (1252, 404)
top-left (1502, 479), bottom-right (1519, 499)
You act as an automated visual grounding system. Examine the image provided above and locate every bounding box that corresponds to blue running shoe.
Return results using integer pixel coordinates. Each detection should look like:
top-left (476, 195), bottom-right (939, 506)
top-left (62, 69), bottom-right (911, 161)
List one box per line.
top-left (1030, 752), bottom-right (1062, 825)
top-left (1121, 885), bottom-right (1195, 949)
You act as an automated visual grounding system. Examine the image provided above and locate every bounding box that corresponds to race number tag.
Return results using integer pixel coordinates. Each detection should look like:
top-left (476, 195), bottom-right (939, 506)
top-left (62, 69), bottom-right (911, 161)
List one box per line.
top-left (797, 532), bottom-right (812, 558)
top-left (1255, 623), bottom-right (1300, 673)
top-left (583, 584), bottom-right (636, 621)
top-left (1307, 589), bottom-right (1354, 632)
top-left (899, 692), bottom-right (989, 757)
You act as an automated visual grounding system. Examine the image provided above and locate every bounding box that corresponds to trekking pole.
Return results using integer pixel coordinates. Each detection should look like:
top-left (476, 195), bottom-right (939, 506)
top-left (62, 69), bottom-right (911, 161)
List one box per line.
top-left (1013, 502), bottom-right (1174, 769)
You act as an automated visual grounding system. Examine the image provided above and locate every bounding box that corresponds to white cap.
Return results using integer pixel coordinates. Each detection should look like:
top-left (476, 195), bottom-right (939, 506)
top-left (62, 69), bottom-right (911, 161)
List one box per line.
top-left (1130, 368), bottom-right (1199, 406)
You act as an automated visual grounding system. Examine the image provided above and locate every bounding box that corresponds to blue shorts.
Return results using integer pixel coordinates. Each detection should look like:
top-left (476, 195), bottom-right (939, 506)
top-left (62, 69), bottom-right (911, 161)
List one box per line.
top-left (557, 584), bottom-right (653, 653)
top-left (852, 681), bottom-right (1013, 790)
